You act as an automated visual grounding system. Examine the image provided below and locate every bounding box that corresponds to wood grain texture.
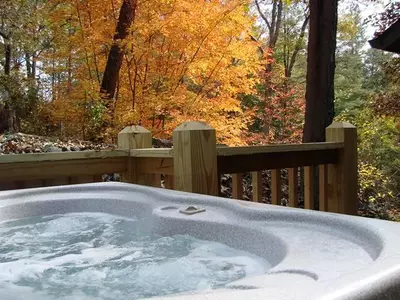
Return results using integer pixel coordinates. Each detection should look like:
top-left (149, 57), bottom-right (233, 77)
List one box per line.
top-left (304, 166), bottom-right (314, 210)
top-left (326, 122), bottom-right (358, 215)
top-left (117, 125), bottom-right (152, 184)
top-left (136, 157), bottom-right (174, 175)
top-left (146, 173), bottom-right (161, 187)
top-left (70, 176), bottom-right (96, 184)
top-left (93, 175), bottom-right (104, 182)
top-left (0, 150), bottom-right (129, 164)
top-left (21, 179), bottom-right (45, 189)
top-left (232, 173), bottom-right (243, 199)
top-left (217, 142), bottom-right (343, 156)
top-left (44, 177), bottom-right (71, 186)
top-left (118, 126), bottom-right (152, 150)
top-left (0, 181), bottom-right (23, 191)
top-left (271, 169), bottom-right (281, 205)
top-left (130, 148), bottom-right (173, 158)
top-left (319, 164), bottom-right (328, 212)
top-left (172, 122), bottom-right (218, 196)
top-left (217, 148), bottom-right (339, 174)
top-left (164, 174), bottom-right (174, 189)
top-left (0, 157), bottom-right (127, 181)
top-left (252, 171), bottom-right (262, 202)
top-left (288, 168), bottom-right (298, 207)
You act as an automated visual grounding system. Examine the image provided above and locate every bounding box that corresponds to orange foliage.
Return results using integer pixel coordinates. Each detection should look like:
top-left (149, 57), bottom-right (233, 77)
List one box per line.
top-left (243, 54), bottom-right (305, 145)
top-left (44, 0), bottom-right (262, 145)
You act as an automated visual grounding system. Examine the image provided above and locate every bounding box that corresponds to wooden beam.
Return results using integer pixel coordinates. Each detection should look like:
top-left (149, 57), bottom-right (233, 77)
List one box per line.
top-left (218, 148), bottom-right (339, 174)
top-left (136, 157), bottom-right (174, 175)
top-left (232, 173), bottom-right (243, 199)
top-left (117, 125), bottom-right (152, 183)
top-left (144, 173), bottom-right (161, 187)
top-left (70, 175), bottom-right (97, 184)
top-left (164, 174), bottom-right (174, 189)
top-left (130, 148), bottom-right (173, 158)
top-left (22, 179), bottom-right (45, 189)
top-left (173, 122), bottom-right (218, 196)
top-left (44, 177), bottom-right (71, 186)
top-left (288, 168), bottom-right (298, 207)
top-left (252, 171), bottom-right (262, 202)
top-left (93, 175), bottom-right (103, 182)
top-left (0, 157), bottom-right (127, 182)
top-left (304, 166), bottom-right (314, 210)
top-left (319, 164), bottom-right (328, 211)
top-left (271, 169), bottom-right (281, 205)
top-left (0, 150), bottom-right (128, 164)
top-left (217, 142), bottom-right (343, 156)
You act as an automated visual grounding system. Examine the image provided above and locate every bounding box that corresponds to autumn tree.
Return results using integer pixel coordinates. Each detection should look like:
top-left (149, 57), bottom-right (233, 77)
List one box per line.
top-left (367, 2), bottom-right (400, 119)
top-left (249, 0), bottom-right (308, 143)
top-left (335, 4), bottom-right (368, 117)
top-left (0, 0), bottom-right (51, 133)
top-left (100, 0), bottom-right (137, 136)
top-left (45, 0), bottom-right (261, 145)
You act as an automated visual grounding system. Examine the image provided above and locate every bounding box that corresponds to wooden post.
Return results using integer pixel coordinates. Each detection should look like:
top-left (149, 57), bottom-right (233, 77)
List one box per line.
top-left (232, 174), bottom-right (243, 199)
top-left (172, 121), bottom-right (218, 196)
top-left (288, 168), bottom-right (298, 207)
top-left (271, 169), bottom-right (281, 205)
top-left (252, 171), bottom-right (262, 202)
top-left (326, 122), bottom-right (357, 215)
top-left (117, 125), bottom-right (152, 183)
top-left (164, 174), bottom-right (174, 189)
top-left (304, 166), bottom-right (314, 210)
top-left (319, 165), bottom-right (328, 211)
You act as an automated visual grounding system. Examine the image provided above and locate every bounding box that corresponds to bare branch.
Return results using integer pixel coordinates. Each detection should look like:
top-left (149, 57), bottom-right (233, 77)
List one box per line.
top-left (287, 14), bottom-right (309, 77)
top-left (269, 0), bottom-right (283, 48)
top-left (249, 33), bottom-right (265, 55)
top-left (255, 0), bottom-right (271, 31)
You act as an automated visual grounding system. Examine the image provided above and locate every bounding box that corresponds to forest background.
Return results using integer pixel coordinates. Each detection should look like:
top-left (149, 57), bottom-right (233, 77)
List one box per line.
top-left (0, 0), bottom-right (399, 218)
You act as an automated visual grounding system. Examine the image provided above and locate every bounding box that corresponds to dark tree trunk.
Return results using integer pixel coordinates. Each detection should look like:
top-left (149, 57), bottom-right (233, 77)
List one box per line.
top-left (5, 44), bottom-right (11, 75)
top-left (303, 0), bottom-right (338, 142)
top-left (100, 0), bottom-right (137, 116)
top-left (26, 53), bottom-right (32, 78)
top-left (1, 42), bottom-right (18, 133)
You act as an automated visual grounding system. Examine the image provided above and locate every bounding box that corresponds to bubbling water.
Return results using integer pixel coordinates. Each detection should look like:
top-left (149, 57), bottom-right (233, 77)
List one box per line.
top-left (0, 212), bottom-right (270, 299)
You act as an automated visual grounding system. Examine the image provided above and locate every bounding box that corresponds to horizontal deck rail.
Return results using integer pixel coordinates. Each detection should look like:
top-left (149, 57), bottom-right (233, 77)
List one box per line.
top-left (217, 146), bottom-right (341, 174)
top-left (0, 150), bottom-right (129, 184)
top-left (0, 121), bottom-right (357, 215)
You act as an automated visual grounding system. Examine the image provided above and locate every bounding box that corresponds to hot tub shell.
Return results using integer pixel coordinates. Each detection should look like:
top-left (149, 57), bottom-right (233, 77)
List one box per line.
top-left (0, 182), bottom-right (399, 300)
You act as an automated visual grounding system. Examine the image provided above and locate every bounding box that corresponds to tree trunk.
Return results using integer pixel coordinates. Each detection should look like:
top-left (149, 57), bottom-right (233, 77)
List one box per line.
top-left (2, 42), bottom-right (17, 133)
top-left (5, 44), bottom-right (11, 75)
top-left (100, 0), bottom-right (137, 122)
top-left (303, 0), bottom-right (338, 142)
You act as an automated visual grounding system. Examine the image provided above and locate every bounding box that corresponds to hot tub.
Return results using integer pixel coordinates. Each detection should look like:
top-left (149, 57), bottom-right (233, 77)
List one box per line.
top-left (0, 182), bottom-right (399, 300)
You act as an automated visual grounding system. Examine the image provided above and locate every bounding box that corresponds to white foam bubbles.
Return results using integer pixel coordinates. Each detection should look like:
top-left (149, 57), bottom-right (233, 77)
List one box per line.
top-left (0, 212), bottom-right (270, 299)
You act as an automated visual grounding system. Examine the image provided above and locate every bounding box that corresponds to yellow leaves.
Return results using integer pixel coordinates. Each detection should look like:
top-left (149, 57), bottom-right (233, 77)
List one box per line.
top-left (45, 0), bottom-right (260, 146)
top-left (338, 13), bottom-right (359, 42)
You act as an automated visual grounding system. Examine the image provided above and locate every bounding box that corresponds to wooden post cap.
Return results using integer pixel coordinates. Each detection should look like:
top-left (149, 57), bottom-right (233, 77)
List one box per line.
top-left (173, 121), bottom-right (214, 132)
top-left (117, 125), bottom-right (152, 150)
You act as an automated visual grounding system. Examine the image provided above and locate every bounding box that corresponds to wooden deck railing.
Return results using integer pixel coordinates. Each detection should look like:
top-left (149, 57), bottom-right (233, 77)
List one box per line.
top-left (0, 121), bottom-right (357, 215)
